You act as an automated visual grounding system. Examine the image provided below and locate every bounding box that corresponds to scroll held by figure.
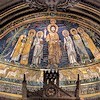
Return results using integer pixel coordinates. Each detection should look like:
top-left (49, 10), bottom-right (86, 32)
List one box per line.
top-left (44, 19), bottom-right (62, 65)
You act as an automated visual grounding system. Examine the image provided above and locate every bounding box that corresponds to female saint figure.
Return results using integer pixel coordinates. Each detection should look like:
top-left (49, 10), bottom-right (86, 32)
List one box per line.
top-left (70, 28), bottom-right (90, 63)
top-left (10, 34), bottom-right (26, 62)
top-left (44, 19), bottom-right (62, 66)
top-left (32, 31), bottom-right (44, 66)
top-left (20, 29), bottom-right (36, 65)
top-left (77, 27), bottom-right (100, 60)
top-left (62, 30), bottom-right (77, 64)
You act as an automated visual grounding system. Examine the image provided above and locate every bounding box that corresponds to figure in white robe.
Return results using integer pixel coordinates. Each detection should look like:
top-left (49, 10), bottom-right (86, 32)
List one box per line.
top-left (32, 31), bottom-right (43, 66)
top-left (62, 30), bottom-right (77, 64)
top-left (70, 28), bottom-right (90, 63)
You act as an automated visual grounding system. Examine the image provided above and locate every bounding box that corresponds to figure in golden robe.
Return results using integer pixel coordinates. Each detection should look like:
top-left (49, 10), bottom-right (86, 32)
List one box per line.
top-left (44, 19), bottom-right (62, 65)
top-left (70, 28), bottom-right (90, 63)
top-left (10, 35), bottom-right (26, 62)
top-left (77, 27), bottom-right (100, 60)
top-left (20, 29), bottom-right (36, 65)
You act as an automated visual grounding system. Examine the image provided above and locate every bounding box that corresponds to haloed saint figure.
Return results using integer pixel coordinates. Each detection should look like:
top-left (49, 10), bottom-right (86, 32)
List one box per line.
top-left (31, 31), bottom-right (44, 66)
top-left (70, 28), bottom-right (90, 63)
top-left (10, 35), bottom-right (27, 62)
top-left (62, 30), bottom-right (77, 64)
top-left (45, 19), bottom-right (62, 66)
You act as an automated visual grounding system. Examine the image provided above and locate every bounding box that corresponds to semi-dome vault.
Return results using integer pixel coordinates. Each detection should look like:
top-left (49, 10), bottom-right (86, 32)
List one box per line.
top-left (0, 0), bottom-right (100, 99)
top-left (0, 18), bottom-right (100, 68)
top-left (0, 0), bottom-right (100, 68)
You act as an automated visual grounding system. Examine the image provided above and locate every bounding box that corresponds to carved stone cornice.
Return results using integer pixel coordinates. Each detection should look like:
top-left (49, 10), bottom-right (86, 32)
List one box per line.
top-left (24, 0), bottom-right (79, 11)
top-left (0, 3), bottom-right (28, 19)
top-left (23, 0), bottom-right (48, 11)
top-left (56, 0), bottom-right (80, 12)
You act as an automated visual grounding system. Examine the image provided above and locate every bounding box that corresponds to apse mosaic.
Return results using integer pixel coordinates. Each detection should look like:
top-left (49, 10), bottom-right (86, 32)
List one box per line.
top-left (0, 19), bottom-right (100, 68)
